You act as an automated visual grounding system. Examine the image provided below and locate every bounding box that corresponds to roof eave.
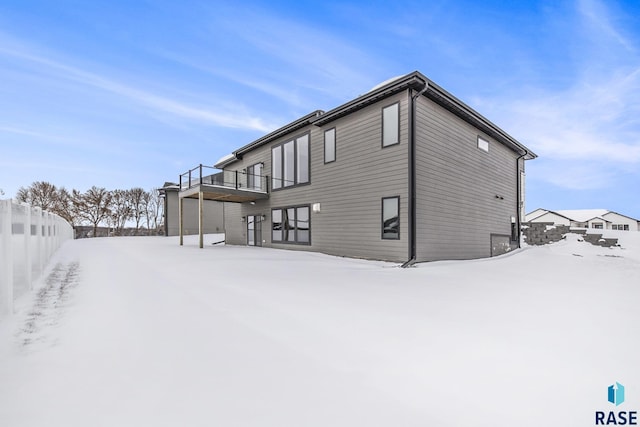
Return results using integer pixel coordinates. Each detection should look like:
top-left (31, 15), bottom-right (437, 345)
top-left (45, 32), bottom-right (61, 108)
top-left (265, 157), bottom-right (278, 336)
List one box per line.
top-left (214, 110), bottom-right (323, 169)
top-left (312, 72), bottom-right (426, 126)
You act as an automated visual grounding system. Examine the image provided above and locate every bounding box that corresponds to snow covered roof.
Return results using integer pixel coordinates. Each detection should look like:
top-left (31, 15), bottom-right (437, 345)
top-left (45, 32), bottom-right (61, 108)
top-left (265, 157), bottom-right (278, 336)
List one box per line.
top-left (554, 209), bottom-right (610, 222)
top-left (527, 209), bottom-right (640, 224)
top-left (585, 216), bottom-right (611, 223)
top-left (214, 153), bottom-right (237, 169)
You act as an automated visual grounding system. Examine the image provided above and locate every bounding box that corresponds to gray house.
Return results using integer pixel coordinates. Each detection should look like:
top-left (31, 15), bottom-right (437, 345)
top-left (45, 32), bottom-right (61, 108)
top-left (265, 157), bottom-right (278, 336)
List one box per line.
top-left (177, 71), bottom-right (536, 263)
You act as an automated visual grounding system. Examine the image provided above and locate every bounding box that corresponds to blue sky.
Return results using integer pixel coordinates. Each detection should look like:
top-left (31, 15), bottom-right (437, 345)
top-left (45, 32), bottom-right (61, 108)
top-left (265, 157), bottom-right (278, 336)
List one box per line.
top-left (1, 0), bottom-right (639, 219)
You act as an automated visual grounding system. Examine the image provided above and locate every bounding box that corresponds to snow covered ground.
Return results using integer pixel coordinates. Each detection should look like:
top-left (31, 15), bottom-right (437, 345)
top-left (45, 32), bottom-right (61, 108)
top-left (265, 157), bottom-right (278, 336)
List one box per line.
top-left (1, 231), bottom-right (639, 426)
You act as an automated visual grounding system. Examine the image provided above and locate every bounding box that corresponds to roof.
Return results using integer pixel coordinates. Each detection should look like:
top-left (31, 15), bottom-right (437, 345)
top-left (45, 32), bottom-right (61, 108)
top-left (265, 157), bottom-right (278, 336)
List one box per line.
top-left (215, 111), bottom-right (324, 168)
top-left (603, 211), bottom-right (640, 222)
top-left (555, 209), bottom-right (610, 222)
top-left (527, 209), bottom-right (640, 224)
top-left (216, 71), bottom-right (537, 168)
top-left (584, 216), bottom-right (611, 223)
top-left (526, 210), bottom-right (573, 222)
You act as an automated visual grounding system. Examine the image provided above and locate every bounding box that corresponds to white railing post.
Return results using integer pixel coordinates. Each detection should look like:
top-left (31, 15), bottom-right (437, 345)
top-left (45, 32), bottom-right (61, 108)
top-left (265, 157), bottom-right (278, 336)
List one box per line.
top-left (34, 207), bottom-right (43, 280)
top-left (44, 212), bottom-right (52, 263)
top-left (23, 203), bottom-right (32, 290)
top-left (0, 200), bottom-right (14, 315)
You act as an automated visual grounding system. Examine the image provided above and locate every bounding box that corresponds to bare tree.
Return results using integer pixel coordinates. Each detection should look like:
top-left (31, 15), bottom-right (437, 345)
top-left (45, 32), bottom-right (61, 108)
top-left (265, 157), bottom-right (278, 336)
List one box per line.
top-left (146, 188), bottom-right (163, 235)
top-left (74, 187), bottom-right (112, 237)
top-left (109, 189), bottom-right (132, 236)
top-left (127, 188), bottom-right (148, 234)
top-left (53, 187), bottom-right (78, 226)
top-left (16, 181), bottom-right (58, 210)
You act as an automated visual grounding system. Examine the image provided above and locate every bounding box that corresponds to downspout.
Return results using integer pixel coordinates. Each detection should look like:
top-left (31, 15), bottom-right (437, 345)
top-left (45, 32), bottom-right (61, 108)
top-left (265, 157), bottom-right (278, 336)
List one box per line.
top-left (401, 79), bottom-right (428, 268)
top-left (515, 150), bottom-right (529, 248)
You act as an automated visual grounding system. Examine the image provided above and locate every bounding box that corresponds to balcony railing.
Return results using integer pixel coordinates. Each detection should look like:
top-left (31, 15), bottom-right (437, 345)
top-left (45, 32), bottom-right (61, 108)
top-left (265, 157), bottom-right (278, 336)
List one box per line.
top-left (179, 165), bottom-right (269, 194)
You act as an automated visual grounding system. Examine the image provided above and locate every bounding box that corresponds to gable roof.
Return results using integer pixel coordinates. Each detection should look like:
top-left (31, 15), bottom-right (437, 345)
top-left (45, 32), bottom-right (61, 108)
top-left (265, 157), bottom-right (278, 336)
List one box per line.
top-left (585, 216), bottom-right (611, 223)
top-left (216, 71), bottom-right (537, 168)
top-left (526, 210), bottom-right (573, 222)
top-left (602, 211), bottom-right (640, 222)
top-left (527, 208), bottom-right (640, 224)
top-left (554, 209), bottom-right (610, 223)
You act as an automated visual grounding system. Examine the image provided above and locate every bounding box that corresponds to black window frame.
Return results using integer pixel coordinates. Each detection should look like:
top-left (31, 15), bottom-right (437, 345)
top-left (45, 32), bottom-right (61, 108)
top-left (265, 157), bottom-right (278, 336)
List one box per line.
top-left (271, 204), bottom-right (311, 245)
top-left (324, 127), bottom-right (336, 164)
top-left (382, 102), bottom-right (400, 148)
top-left (271, 132), bottom-right (311, 191)
top-left (381, 196), bottom-right (400, 240)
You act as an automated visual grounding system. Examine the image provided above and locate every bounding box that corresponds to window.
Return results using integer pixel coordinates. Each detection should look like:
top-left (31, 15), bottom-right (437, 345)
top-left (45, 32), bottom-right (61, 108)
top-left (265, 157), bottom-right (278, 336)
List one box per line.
top-left (478, 136), bottom-right (489, 152)
top-left (324, 128), bottom-right (336, 163)
top-left (272, 205), bottom-right (311, 244)
top-left (272, 209), bottom-right (283, 241)
top-left (382, 196), bottom-right (400, 239)
top-left (247, 163), bottom-right (263, 190)
top-left (296, 134), bottom-right (309, 183)
top-left (592, 223), bottom-right (603, 229)
top-left (271, 133), bottom-right (310, 189)
top-left (613, 224), bottom-right (630, 231)
top-left (382, 103), bottom-right (399, 147)
top-left (272, 146), bottom-right (282, 190)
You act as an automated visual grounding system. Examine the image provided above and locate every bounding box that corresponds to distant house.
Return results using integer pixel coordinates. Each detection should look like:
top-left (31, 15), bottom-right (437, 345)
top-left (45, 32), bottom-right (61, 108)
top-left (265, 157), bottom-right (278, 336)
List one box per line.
top-left (175, 71), bottom-right (537, 262)
top-left (525, 209), bottom-right (640, 231)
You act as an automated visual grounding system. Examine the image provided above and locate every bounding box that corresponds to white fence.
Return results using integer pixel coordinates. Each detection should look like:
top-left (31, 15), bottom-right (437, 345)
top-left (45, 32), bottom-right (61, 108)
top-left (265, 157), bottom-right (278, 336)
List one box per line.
top-left (0, 199), bottom-right (74, 316)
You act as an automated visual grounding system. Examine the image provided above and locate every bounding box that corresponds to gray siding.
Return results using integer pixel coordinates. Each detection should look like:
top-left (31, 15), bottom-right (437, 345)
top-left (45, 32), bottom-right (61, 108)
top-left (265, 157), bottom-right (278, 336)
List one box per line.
top-left (223, 202), bottom-right (244, 244)
top-left (164, 190), bottom-right (224, 236)
top-left (224, 92), bottom-right (410, 262)
top-left (414, 96), bottom-right (520, 261)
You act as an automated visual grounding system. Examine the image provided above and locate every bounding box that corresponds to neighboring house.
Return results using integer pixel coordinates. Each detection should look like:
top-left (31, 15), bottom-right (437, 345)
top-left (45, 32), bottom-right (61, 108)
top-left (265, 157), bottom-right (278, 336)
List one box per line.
top-left (159, 182), bottom-right (224, 237)
top-left (177, 71), bottom-right (537, 262)
top-left (526, 209), bottom-right (640, 231)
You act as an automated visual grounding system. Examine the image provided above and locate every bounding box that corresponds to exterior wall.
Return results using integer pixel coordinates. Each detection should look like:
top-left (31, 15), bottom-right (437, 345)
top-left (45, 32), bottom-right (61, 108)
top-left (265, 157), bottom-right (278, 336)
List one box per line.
top-left (224, 92), bottom-right (410, 262)
top-left (528, 212), bottom-right (571, 226)
top-left (602, 212), bottom-right (640, 231)
top-left (164, 190), bottom-right (225, 236)
top-left (223, 202), bottom-right (244, 243)
top-left (414, 95), bottom-right (520, 261)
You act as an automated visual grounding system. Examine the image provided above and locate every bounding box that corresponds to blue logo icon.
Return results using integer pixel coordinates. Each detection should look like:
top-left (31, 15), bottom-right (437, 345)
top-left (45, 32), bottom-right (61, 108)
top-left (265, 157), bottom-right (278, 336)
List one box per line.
top-left (608, 382), bottom-right (625, 406)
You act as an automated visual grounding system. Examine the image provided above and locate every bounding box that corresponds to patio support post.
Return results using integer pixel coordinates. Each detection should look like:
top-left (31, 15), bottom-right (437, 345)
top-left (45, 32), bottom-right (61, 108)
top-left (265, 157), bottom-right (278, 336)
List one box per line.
top-left (179, 197), bottom-right (184, 246)
top-left (198, 191), bottom-right (204, 249)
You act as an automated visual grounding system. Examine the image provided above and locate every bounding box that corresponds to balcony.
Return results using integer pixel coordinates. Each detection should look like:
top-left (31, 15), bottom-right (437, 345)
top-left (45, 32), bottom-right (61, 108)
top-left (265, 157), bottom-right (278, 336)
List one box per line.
top-left (179, 165), bottom-right (269, 203)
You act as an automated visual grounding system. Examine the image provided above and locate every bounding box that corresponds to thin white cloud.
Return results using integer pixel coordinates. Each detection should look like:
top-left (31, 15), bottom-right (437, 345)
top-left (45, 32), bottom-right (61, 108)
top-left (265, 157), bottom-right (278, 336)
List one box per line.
top-left (0, 41), bottom-right (276, 133)
top-left (509, 67), bottom-right (640, 164)
top-left (577, 0), bottom-right (636, 52)
top-left (205, 6), bottom-right (385, 101)
top-left (477, 0), bottom-right (640, 191)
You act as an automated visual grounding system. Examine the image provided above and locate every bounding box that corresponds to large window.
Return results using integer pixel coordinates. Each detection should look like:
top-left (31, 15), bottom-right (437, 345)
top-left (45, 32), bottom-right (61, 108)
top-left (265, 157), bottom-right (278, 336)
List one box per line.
top-left (272, 133), bottom-right (310, 190)
top-left (382, 196), bottom-right (400, 239)
top-left (272, 146), bottom-right (282, 190)
top-left (247, 163), bottom-right (263, 190)
top-left (324, 128), bottom-right (336, 163)
top-left (382, 102), bottom-right (399, 147)
top-left (272, 205), bottom-right (310, 244)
